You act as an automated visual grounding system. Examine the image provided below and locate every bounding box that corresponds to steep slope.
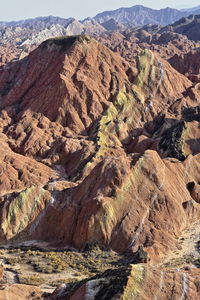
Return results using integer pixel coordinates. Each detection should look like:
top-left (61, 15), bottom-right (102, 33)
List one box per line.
top-left (169, 50), bottom-right (200, 82)
top-left (0, 33), bottom-right (200, 298)
top-left (52, 264), bottom-right (200, 300)
top-left (161, 14), bottom-right (200, 41)
top-left (0, 35), bottom-right (130, 134)
top-left (0, 36), bottom-right (199, 262)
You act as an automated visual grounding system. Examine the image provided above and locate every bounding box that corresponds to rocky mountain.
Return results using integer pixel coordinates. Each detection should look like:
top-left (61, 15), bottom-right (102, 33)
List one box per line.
top-left (0, 16), bottom-right (105, 47)
top-left (0, 8), bottom-right (199, 69)
top-left (96, 26), bottom-right (199, 68)
top-left (0, 16), bottom-right (74, 29)
top-left (101, 18), bottom-right (126, 31)
top-left (1, 15), bottom-right (200, 69)
top-left (0, 4), bottom-right (199, 299)
top-left (161, 14), bottom-right (200, 41)
top-left (0, 32), bottom-right (199, 298)
top-left (169, 49), bottom-right (200, 82)
top-left (0, 16), bottom-right (106, 66)
top-left (52, 264), bottom-right (200, 299)
top-left (94, 5), bottom-right (189, 26)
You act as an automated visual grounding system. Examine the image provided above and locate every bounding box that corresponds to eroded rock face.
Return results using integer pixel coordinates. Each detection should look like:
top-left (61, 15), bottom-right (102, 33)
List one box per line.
top-left (169, 50), bottom-right (200, 83)
top-left (0, 36), bottom-right (199, 267)
top-left (164, 14), bottom-right (200, 41)
top-left (0, 36), bottom-right (131, 133)
top-left (1, 14), bottom-right (200, 69)
top-left (50, 264), bottom-right (200, 300)
top-left (0, 186), bottom-right (52, 243)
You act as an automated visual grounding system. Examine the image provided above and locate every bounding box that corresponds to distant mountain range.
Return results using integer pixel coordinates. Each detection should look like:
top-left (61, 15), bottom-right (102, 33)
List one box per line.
top-left (181, 5), bottom-right (200, 13)
top-left (94, 5), bottom-right (200, 26)
top-left (1, 5), bottom-right (200, 29)
top-left (161, 14), bottom-right (200, 41)
top-left (0, 4), bottom-right (199, 66)
top-left (0, 16), bottom-right (74, 28)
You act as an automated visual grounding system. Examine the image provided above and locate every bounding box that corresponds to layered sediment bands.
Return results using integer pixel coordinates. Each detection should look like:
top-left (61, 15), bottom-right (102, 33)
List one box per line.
top-left (0, 35), bottom-right (131, 135)
top-left (0, 186), bottom-right (51, 242)
top-left (92, 49), bottom-right (191, 154)
top-left (31, 150), bottom-right (200, 259)
top-left (169, 50), bottom-right (200, 83)
top-left (0, 136), bottom-right (56, 196)
top-left (0, 36), bottom-right (199, 264)
top-left (51, 264), bottom-right (200, 299)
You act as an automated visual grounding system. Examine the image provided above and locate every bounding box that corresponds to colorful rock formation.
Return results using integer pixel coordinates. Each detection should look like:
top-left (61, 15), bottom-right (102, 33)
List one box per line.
top-left (0, 33), bottom-right (199, 298)
top-left (51, 264), bottom-right (200, 299)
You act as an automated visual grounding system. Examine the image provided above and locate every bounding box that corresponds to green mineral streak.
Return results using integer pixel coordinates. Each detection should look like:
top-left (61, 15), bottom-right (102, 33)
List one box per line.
top-left (2, 187), bottom-right (47, 237)
top-left (86, 49), bottom-right (155, 233)
top-left (120, 154), bottom-right (145, 192)
top-left (121, 265), bottom-right (145, 300)
top-left (179, 122), bottom-right (188, 155)
top-left (85, 51), bottom-right (154, 235)
top-left (97, 87), bottom-right (130, 149)
top-left (84, 50), bottom-right (155, 181)
top-left (88, 202), bottom-right (117, 241)
top-left (88, 156), bottom-right (146, 240)
top-left (84, 51), bottom-right (160, 246)
top-left (96, 50), bottom-right (155, 153)
top-left (134, 49), bottom-right (154, 89)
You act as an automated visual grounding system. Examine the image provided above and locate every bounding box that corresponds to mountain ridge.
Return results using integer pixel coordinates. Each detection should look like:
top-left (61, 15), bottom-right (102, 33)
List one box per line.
top-left (181, 5), bottom-right (200, 12)
top-left (94, 5), bottom-right (199, 26)
top-left (0, 3), bottom-right (200, 299)
top-left (0, 34), bottom-right (200, 298)
top-left (1, 5), bottom-right (200, 27)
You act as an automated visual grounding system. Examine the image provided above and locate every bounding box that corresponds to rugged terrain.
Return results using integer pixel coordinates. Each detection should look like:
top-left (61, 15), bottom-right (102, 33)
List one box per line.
top-left (169, 49), bottom-right (200, 82)
top-left (94, 5), bottom-right (187, 26)
top-left (0, 6), bottom-right (199, 300)
top-left (0, 8), bottom-right (200, 67)
top-left (161, 14), bottom-right (200, 41)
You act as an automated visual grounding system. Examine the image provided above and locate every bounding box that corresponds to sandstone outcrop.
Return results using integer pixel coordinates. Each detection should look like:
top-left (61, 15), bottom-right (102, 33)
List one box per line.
top-left (50, 264), bottom-right (200, 299)
top-left (0, 36), bottom-right (199, 259)
top-left (0, 34), bottom-right (199, 298)
top-left (169, 50), bottom-right (200, 82)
